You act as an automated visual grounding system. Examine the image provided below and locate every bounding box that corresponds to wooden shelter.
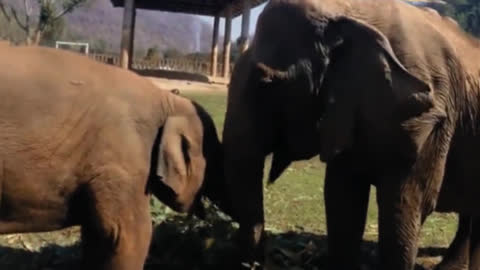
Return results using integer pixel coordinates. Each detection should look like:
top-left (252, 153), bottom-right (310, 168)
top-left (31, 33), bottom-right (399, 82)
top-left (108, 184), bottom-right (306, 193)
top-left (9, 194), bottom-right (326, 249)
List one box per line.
top-left (110, 0), bottom-right (267, 78)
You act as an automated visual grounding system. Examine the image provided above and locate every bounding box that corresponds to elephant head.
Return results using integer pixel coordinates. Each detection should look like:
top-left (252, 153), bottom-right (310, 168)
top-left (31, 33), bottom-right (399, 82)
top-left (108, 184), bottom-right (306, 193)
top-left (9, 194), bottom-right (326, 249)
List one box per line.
top-left (222, 0), bottom-right (434, 263)
top-left (249, 1), bottom-right (434, 170)
top-left (149, 93), bottom-right (226, 218)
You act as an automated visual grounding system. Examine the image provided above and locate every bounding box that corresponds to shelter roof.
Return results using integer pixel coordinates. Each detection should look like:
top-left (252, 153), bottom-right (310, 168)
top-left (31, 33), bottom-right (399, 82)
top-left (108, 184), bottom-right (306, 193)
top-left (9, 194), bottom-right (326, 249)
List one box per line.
top-left (110, 0), bottom-right (267, 17)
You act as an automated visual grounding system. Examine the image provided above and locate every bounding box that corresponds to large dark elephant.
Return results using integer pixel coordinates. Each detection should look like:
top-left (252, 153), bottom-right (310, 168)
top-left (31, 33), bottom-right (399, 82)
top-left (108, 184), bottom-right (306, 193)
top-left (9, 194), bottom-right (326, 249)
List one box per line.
top-left (222, 0), bottom-right (480, 269)
top-left (0, 45), bottom-right (226, 270)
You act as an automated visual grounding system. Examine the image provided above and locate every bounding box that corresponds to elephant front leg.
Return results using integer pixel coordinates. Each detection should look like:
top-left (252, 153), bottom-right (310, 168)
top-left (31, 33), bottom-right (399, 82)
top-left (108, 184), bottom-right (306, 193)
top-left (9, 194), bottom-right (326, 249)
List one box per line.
top-left (234, 177), bottom-right (265, 269)
top-left (377, 179), bottom-right (426, 270)
top-left (324, 159), bottom-right (371, 270)
top-left (225, 155), bottom-right (266, 269)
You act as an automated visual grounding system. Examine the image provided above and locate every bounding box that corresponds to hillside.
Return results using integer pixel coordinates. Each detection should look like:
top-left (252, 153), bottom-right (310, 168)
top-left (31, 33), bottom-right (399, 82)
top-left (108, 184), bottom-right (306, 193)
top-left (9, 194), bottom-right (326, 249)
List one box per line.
top-left (1, 0), bottom-right (214, 54)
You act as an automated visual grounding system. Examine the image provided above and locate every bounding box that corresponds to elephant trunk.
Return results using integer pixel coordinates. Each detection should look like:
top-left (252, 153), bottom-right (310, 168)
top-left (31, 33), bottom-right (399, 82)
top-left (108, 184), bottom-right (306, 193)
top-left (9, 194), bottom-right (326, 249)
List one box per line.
top-left (222, 100), bottom-right (268, 265)
top-left (256, 60), bottom-right (313, 84)
top-left (257, 62), bottom-right (293, 82)
top-left (222, 48), bottom-right (270, 262)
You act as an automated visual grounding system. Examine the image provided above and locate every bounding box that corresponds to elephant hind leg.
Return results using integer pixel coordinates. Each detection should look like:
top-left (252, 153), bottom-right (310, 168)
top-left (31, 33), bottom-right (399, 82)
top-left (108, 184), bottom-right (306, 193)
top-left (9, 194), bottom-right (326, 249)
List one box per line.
top-left (80, 168), bottom-right (152, 270)
top-left (435, 215), bottom-right (470, 270)
top-left (468, 217), bottom-right (480, 270)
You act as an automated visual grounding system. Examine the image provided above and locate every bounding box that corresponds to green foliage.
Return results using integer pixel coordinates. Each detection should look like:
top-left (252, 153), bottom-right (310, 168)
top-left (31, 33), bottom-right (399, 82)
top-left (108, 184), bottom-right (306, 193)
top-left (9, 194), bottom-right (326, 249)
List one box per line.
top-left (163, 48), bottom-right (183, 59)
top-left (60, 0), bottom-right (85, 13)
top-left (144, 45), bottom-right (162, 61)
top-left (39, 16), bottom-right (65, 46)
top-left (37, 0), bottom-right (87, 42)
top-left (0, 8), bottom-right (26, 43)
top-left (90, 38), bottom-right (107, 54)
top-left (0, 0), bottom-right (88, 45)
top-left (445, 0), bottom-right (480, 36)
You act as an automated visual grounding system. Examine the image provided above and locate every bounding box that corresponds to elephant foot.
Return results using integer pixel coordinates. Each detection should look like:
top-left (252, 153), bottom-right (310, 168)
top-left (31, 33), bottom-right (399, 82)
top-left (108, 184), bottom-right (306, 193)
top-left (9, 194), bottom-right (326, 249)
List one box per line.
top-left (234, 223), bottom-right (266, 270)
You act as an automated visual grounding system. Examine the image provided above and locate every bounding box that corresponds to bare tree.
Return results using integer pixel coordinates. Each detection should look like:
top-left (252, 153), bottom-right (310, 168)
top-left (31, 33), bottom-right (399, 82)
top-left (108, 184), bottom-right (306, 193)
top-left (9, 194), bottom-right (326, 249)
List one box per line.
top-left (0, 0), bottom-right (86, 45)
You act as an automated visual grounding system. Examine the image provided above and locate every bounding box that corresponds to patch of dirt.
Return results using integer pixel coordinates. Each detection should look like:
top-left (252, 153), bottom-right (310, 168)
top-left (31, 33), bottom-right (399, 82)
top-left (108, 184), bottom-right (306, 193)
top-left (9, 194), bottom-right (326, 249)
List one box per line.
top-left (147, 77), bottom-right (228, 94)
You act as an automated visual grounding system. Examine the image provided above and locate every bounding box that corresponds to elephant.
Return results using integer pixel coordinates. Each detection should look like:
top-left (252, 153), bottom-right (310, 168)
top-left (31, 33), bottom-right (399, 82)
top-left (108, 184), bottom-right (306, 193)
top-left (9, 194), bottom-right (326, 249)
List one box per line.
top-left (0, 45), bottom-right (226, 270)
top-left (221, 0), bottom-right (480, 269)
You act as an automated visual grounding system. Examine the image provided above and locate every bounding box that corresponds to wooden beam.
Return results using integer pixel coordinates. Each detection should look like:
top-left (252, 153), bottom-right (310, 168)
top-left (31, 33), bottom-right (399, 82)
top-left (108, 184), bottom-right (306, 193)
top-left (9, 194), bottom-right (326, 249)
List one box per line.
top-left (112, 0), bottom-right (221, 17)
top-left (240, 0), bottom-right (251, 52)
top-left (210, 15), bottom-right (220, 77)
top-left (120, 0), bottom-right (135, 69)
top-left (222, 6), bottom-right (232, 78)
top-left (111, 0), bottom-right (268, 17)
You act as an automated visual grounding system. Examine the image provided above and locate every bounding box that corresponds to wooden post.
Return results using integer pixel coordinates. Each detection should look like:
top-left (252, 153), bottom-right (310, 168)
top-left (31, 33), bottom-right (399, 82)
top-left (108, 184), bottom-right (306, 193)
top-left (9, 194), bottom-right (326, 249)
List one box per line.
top-left (128, 7), bottom-right (137, 69)
top-left (240, 0), bottom-right (251, 52)
top-left (120, 0), bottom-right (135, 69)
top-left (210, 15), bottom-right (220, 77)
top-left (222, 6), bottom-right (232, 78)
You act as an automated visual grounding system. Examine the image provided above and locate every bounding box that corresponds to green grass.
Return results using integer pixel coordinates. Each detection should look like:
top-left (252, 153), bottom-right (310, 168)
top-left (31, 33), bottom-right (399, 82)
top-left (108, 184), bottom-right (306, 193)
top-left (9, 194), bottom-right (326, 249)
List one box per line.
top-left (183, 92), bottom-right (459, 248)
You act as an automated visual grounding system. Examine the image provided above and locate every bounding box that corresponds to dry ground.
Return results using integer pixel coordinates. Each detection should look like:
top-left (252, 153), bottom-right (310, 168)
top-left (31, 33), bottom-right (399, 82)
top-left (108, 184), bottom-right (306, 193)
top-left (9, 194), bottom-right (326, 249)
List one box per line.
top-left (147, 77), bottom-right (228, 94)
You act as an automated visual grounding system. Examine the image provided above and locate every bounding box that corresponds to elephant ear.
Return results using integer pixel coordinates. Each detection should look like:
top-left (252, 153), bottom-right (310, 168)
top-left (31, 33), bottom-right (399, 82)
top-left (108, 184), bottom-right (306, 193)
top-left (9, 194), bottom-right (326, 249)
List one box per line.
top-left (317, 16), bottom-right (434, 162)
top-left (157, 120), bottom-right (188, 195)
top-left (155, 116), bottom-right (206, 213)
top-left (325, 16), bottom-right (433, 113)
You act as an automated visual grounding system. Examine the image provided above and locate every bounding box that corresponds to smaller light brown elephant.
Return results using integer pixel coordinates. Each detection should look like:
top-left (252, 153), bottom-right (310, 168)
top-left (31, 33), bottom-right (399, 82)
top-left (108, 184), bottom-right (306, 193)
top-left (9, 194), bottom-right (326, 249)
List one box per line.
top-left (0, 46), bottom-right (225, 270)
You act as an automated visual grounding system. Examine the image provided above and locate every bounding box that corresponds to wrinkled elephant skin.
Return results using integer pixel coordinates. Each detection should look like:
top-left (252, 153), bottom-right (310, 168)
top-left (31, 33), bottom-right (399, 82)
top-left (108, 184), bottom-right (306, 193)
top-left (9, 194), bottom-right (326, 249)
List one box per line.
top-left (222, 0), bottom-right (480, 269)
top-left (0, 46), bottom-right (224, 270)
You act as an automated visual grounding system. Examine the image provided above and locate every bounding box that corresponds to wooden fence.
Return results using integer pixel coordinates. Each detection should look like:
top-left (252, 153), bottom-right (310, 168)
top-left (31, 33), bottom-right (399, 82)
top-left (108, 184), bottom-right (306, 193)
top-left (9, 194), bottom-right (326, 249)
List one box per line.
top-left (88, 53), bottom-right (233, 77)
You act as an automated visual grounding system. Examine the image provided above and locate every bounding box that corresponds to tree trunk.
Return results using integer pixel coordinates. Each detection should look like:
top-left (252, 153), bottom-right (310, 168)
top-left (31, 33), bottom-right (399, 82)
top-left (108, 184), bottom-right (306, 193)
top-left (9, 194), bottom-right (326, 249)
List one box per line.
top-left (33, 30), bottom-right (42, 45)
top-left (25, 36), bottom-right (32, 46)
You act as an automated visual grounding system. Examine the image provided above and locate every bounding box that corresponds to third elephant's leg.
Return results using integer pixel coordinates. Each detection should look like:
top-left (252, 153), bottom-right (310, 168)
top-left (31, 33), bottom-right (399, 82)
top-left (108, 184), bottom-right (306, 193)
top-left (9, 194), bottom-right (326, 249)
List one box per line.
top-left (225, 154), bottom-right (266, 269)
top-left (324, 158), bottom-right (371, 270)
top-left (468, 217), bottom-right (480, 270)
top-left (435, 214), bottom-right (471, 270)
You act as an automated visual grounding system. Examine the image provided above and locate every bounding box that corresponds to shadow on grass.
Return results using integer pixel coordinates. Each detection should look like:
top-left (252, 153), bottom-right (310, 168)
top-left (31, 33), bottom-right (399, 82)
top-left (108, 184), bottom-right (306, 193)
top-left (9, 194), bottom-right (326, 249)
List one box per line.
top-left (146, 216), bottom-right (447, 270)
top-left (0, 244), bottom-right (82, 270)
top-left (0, 217), bottom-right (448, 270)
